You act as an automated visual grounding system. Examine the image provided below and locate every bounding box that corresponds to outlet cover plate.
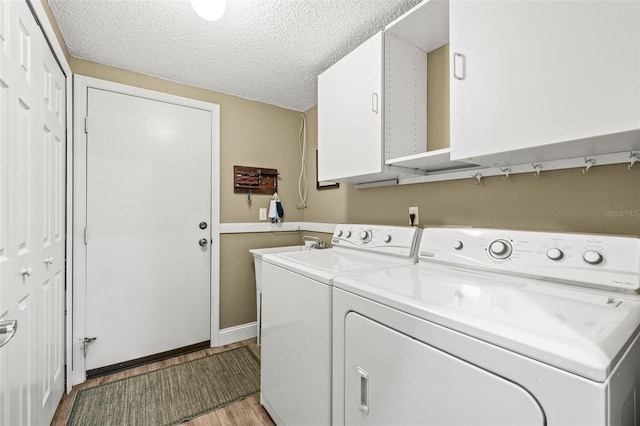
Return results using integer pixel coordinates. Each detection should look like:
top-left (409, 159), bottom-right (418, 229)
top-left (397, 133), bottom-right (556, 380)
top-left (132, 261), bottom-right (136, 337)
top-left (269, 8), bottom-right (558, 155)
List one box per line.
top-left (409, 206), bottom-right (419, 226)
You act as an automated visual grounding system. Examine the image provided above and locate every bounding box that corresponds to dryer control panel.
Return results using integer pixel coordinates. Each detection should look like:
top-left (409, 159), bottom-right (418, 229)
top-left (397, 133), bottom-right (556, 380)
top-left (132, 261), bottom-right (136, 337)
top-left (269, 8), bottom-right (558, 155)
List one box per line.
top-left (332, 224), bottom-right (421, 260)
top-left (419, 228), bottom-right (640, 293)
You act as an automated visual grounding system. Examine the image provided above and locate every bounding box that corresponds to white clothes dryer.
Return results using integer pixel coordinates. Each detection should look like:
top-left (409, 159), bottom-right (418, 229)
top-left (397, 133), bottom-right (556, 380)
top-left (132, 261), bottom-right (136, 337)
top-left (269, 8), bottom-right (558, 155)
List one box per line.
top-left (261, 224), bottom-right (421, 426)
top-left (333, 227), bottom-right (640, 426)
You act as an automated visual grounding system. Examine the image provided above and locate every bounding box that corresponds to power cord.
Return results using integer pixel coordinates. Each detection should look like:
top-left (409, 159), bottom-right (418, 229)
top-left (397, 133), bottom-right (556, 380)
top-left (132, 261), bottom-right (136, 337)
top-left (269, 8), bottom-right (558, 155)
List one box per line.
top-left (296, 113), bottom-right (308, 209)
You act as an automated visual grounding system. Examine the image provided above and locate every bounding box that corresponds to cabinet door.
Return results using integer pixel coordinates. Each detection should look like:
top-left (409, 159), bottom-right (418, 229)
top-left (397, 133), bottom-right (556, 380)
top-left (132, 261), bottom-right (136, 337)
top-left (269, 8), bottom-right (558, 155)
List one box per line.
top-left (450, 0), bottom-right (640, 165)
top-left (318, 32), bottom-right (383, 182)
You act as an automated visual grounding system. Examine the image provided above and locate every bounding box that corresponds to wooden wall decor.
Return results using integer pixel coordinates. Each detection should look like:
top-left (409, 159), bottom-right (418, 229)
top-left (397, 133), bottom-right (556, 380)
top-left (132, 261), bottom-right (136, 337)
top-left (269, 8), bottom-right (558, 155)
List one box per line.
top-left (234, 165), bottom-right (278, 195)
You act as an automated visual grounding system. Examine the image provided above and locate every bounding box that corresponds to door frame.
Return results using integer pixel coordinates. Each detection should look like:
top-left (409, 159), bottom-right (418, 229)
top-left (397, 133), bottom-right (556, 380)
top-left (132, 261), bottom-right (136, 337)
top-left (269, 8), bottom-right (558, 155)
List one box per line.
top-left (71, 75), bottom-right (221, 386)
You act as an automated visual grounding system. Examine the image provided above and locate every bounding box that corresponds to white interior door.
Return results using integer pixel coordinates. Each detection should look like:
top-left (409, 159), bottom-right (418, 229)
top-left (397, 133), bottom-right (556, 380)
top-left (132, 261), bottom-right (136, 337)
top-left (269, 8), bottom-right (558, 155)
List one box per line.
top-left (85, 88), bottom-right (212, 372)
top-left (36, 28), bottom-right (66, 424)
top-left (1, 1), bottom-right (66, 424)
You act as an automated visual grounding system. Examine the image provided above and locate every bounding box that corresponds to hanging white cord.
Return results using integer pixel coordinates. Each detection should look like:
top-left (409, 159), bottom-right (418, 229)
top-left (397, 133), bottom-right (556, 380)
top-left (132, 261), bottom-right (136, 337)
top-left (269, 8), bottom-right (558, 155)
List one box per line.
top-left (296, 113), bottom-right (308, 209)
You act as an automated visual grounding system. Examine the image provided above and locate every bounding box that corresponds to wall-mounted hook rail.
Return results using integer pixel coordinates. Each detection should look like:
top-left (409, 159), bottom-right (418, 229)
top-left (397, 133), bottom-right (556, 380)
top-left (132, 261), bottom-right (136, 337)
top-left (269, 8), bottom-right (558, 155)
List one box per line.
top-left (532, 164), bottom-right (543, 178)
top-left (582, 158), bottom-right (596, 174)
top-left (471, 173), bottom-right (482, 185)
top-left (629, 153), bottom-right (640, 170)
top-left (500, 168), bottom-right (511, 180)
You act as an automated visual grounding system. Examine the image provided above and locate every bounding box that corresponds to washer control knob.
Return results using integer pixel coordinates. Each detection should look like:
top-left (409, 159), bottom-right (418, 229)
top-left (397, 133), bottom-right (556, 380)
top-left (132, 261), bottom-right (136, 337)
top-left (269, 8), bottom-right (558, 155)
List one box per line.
top-left (384, 234), bottom-right (392, 243)
top-left (583, 250), bottom-right (603, 265)
top-left (345, 231), bottom-right (351, 238)
top-left (488, 239), bottom-right (512, 260)
top-left (336, 230), bottom-right (343, 237)
top-left (546, 248), bottom-right (564, 261)
top-left (453, 240), bottom-right (463, 250)
top-left (359, 230), bottom-right (372, 242)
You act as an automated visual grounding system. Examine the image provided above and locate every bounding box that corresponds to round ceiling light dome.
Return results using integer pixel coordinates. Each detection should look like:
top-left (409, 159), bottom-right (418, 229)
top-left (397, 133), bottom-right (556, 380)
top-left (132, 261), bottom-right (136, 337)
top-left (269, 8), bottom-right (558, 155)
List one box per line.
top-left (190, 0), bottom-right (226, 21)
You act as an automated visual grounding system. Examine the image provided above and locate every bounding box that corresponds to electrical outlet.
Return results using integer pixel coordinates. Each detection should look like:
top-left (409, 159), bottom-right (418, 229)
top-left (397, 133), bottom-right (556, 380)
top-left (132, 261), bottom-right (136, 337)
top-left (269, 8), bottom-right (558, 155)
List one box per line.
top-left (259, 208), bottom-right (267, 221)
top-left (409, 206), bottom-right (419, 226)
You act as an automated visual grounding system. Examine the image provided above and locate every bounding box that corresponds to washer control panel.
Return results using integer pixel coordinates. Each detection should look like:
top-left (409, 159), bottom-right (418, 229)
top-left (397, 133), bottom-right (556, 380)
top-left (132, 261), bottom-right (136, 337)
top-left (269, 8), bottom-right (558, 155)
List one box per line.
top-left (332, 224), bottom-right (421, 260)
top-left (419, 228), bottom-right (640, 292)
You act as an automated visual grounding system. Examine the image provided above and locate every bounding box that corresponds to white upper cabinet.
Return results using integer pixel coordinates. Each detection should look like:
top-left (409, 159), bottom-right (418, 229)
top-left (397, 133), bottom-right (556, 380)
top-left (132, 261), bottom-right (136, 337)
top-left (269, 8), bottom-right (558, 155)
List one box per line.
top-left (449, 0), bottom-right (640, 166)
top-left (318, 32), bottom-right (385, 183)
top-left (318, 0), bottom-right (452, 184)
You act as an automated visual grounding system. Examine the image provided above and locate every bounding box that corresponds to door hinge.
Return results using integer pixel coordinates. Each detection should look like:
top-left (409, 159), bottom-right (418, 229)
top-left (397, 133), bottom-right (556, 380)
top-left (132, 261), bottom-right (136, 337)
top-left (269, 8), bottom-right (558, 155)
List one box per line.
top-left (81, 337), bottom-right (97, 357)
top-left (84, 227), bottom-right (89, 244)
top-left (84, 116), bottom-right (89, 134)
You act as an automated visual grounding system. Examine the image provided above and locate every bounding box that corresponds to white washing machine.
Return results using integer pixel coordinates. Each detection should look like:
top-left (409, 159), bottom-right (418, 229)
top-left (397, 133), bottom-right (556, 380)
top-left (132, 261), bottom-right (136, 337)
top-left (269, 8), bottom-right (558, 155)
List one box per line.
top-left (261, 224), bottom-right (422, 426)
top-left (333, 227), bottom-right (640, 426)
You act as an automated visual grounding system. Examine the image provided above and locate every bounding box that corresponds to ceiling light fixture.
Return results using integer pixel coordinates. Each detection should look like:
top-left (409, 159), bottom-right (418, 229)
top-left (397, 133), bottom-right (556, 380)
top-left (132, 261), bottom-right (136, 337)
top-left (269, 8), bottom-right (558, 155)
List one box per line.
top-left (190, 0), bottom-right (226, 21)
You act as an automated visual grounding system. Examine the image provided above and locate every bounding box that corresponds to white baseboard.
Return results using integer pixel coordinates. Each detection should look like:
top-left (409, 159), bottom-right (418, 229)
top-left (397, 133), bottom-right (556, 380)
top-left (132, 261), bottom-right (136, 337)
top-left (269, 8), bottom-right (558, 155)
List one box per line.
top-left (216, 321), bottom-right (258, 346)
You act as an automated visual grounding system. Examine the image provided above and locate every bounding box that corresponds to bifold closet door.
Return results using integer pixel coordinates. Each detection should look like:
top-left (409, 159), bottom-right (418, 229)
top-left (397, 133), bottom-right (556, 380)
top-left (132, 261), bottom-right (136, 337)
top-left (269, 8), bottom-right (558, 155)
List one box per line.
top-left (0, 0), bottom-right (66, 424)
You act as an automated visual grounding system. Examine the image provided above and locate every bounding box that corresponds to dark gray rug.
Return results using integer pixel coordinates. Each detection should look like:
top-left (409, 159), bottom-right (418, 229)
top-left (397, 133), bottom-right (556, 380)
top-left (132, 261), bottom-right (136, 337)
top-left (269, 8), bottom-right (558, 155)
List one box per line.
top-left (67, 347), bottom-right (261, 426)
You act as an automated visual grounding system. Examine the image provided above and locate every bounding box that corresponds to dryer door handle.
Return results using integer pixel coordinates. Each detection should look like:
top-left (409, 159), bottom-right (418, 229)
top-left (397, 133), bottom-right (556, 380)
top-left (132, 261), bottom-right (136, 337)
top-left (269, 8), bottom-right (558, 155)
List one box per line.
top-left (357, 366), bottom-right (369, 415)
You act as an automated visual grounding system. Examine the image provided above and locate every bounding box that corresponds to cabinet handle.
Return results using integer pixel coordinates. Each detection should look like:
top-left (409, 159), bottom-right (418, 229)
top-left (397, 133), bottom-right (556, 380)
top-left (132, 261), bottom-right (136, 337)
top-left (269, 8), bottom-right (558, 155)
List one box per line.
top-left (371, 93), bottom-right (378, 114)
top-left (453, 52), bottom-right (466, 80)
top-left (357, 366), bottom-right (369, 415)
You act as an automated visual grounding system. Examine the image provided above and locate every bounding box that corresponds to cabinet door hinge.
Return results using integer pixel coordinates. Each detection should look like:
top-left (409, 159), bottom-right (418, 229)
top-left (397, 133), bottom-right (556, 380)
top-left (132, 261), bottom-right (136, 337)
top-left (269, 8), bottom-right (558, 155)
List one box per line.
top-left (84, 116), bottom-right (89, 134)
top-left (84, 227), bottom-right (89, 244)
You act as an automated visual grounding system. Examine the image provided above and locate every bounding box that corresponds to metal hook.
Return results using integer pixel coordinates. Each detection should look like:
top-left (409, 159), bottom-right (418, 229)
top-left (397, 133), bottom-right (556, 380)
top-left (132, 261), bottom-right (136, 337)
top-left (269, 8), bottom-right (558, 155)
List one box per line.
top-left (582, 158), bottom-right (596, 174)
top-left (629, 153), bottom-right (640, 170)
top-left (471, 173), bottom-right (482, 185)
top-left (500, 168), bottom-right (511, 181)
top-left (532, 164), bottom-right (543, 178)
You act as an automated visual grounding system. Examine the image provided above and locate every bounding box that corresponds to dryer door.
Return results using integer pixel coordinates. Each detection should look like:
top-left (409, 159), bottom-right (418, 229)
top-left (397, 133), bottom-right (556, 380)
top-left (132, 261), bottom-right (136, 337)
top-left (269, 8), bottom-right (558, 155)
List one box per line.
top-left (344, 312), bottom-right (545, 425)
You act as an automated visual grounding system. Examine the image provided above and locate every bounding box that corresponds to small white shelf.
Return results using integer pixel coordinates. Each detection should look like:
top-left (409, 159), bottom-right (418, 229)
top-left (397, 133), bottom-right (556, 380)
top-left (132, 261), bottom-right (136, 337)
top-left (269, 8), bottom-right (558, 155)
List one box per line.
top-left (386, 148), bottom-right (478, 172)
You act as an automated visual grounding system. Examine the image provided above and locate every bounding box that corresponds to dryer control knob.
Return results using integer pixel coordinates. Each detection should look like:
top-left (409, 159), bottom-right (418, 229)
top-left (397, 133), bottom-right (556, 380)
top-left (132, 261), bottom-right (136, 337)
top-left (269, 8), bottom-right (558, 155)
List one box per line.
top-left (546, 248), bottom-right (564, 261)
top-left (488, 239), bottom-right (512, 260)
top-left (583, 250), bottom-right (603, 265)
top-left (345, 231), bottom-right (352, 238)
top-left (337, 230), bottom-right (343, 237)
top-left (384, 234), bottom-right (392, 243)
top-left (359, 230), bottom-right (372, 242)
top-left (453, 240), bottom-right (463, 250)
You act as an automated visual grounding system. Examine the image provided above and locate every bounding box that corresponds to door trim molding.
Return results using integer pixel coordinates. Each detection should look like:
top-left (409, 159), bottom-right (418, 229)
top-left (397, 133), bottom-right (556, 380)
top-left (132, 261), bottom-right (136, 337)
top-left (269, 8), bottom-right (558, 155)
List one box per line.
top-left (72, 75), bottom-right (221, 386)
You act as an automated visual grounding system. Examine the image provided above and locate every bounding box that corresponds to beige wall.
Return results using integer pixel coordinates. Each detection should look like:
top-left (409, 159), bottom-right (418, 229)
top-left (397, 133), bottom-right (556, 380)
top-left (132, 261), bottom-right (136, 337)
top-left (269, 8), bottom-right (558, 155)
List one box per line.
top-left (304, 104), bottom-right (640, 236)
top-left (220, 233), bottom-right (302, 329)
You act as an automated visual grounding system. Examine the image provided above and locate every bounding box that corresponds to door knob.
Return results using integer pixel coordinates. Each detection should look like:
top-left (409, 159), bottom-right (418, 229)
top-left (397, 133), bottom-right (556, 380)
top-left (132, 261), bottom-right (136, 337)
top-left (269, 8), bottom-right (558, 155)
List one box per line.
top-left (199, 238), bottom-right (208, 247)
top-left (199, 222), bottom-right (208, 230)
top-left (0, 320), bottom-right (17, 348)
top-left (20, 267), bottom-right (32, 277)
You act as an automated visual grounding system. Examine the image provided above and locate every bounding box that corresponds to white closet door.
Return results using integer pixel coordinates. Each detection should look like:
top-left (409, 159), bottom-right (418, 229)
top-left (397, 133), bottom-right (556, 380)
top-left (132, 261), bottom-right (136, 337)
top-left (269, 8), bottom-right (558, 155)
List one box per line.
top-left (0, 1), bottom-right (66, 424)
top-left (0, 0), bottom-right (16, 423)
top-left (0, 1), bottom-right (41, 424)
top-left (36, 30), bottom-right (66, 425)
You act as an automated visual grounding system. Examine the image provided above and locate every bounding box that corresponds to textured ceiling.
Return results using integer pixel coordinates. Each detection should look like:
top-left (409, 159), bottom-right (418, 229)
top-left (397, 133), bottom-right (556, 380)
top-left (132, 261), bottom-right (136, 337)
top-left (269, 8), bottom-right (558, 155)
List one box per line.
top-left (48, 0), bottom-right (423, 111)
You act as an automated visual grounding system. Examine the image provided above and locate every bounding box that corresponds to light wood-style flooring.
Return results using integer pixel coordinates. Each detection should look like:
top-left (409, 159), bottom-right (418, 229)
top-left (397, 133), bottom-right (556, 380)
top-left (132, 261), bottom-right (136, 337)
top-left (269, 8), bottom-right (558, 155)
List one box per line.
top-left (51, 338), bottom-right (275, 425)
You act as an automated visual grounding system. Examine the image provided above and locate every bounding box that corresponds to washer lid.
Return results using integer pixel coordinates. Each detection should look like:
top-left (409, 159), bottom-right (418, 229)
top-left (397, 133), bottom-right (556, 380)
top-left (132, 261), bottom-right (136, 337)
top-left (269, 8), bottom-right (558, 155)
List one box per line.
top-left (263, 248), bottom-right (414, 284)
top-left (334, 263), bottom-right (640, 382)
